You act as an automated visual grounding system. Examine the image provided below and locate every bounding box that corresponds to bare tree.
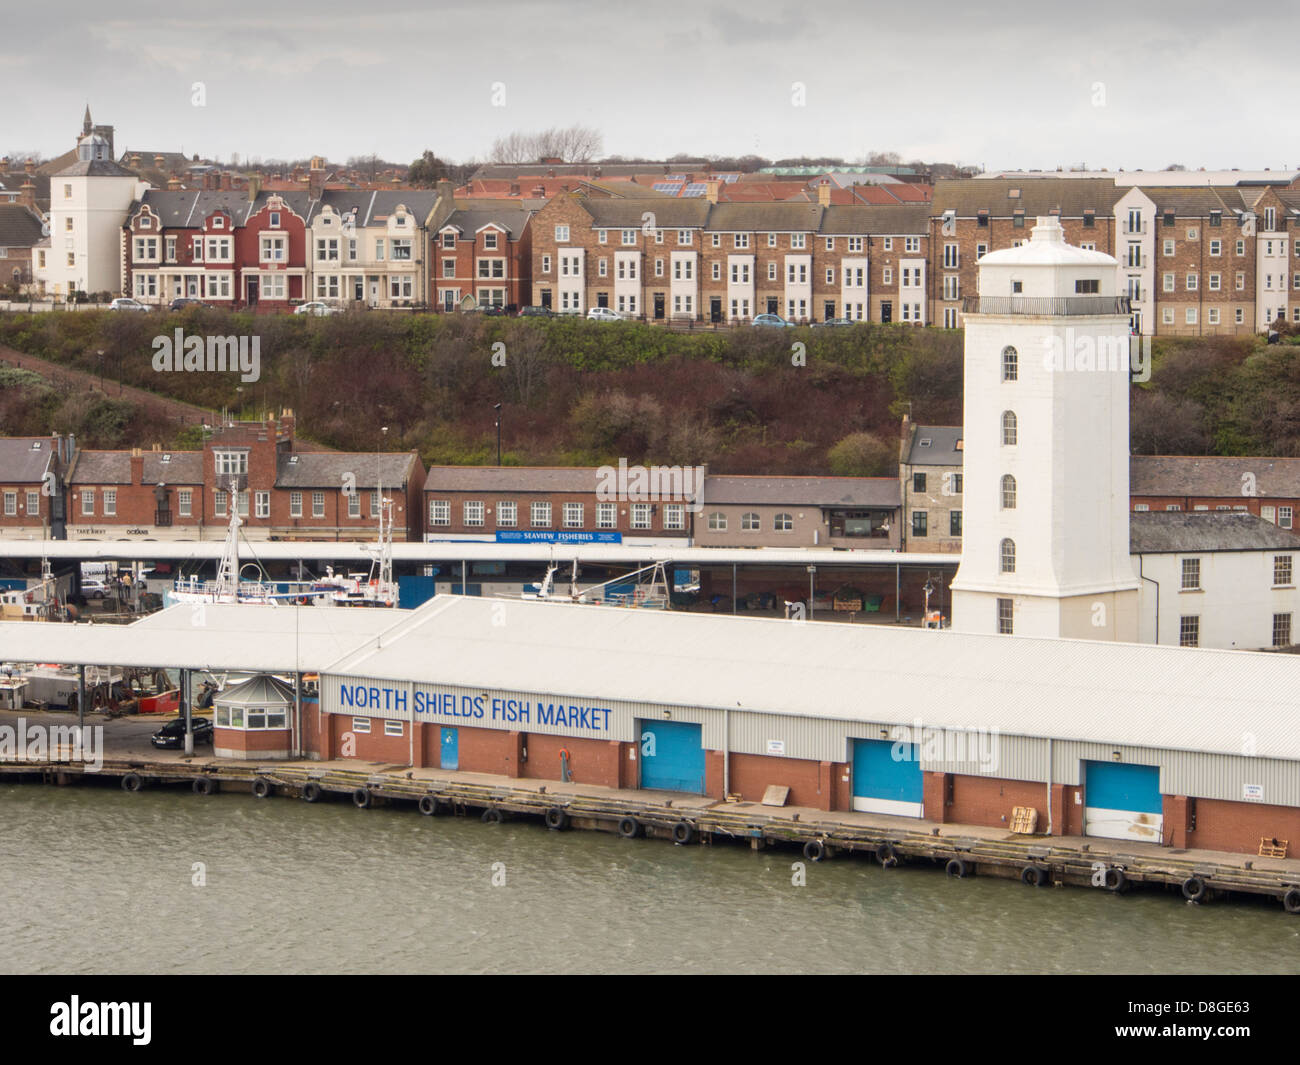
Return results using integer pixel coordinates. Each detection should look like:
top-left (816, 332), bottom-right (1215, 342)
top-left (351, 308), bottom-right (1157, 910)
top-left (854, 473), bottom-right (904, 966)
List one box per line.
top-left (489, 125), bottom-right (603, 164)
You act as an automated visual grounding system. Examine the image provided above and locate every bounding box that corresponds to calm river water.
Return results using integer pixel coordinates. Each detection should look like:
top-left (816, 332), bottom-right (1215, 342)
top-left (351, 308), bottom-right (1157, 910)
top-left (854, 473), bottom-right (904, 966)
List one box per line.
top-left (2, 785), bottom-right (1294, 974)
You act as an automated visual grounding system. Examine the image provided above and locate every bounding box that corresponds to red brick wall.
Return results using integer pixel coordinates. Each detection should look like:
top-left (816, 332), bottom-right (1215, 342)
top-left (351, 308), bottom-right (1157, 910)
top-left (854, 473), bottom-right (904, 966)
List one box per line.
top-left (520, 733), bottom-right (621, 788)
top-left (214, 726), bottom-right (293, 753)
top-left (947, 773), bottom-right (1049, 832)
top-left (330, 713), bottom-right (411, 763)
top-left (442, 724), bottom-right (518, 776)
top-left (704, 751), bottom-right (836, 810)
top-left (1184, 796), bottom-right (1300, 856)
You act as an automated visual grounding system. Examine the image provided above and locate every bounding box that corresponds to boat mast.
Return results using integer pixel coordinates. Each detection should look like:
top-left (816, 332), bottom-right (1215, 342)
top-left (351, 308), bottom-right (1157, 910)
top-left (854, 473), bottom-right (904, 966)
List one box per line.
top-left (212, 477), bottom-right (242, 599)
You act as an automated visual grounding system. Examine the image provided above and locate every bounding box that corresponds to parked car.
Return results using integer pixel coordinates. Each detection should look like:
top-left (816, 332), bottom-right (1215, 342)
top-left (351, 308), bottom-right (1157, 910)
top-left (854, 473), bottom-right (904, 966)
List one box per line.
top-left (169, 297), bottom-right (214, 311)
top-left (586, 307), bottom-right (623, 322)
top-left (80, 579), bottom-right (109, 600)
top-left (108, 297), bottom-right (151, 312)
top-left (294, 301), bottom-right (342, 316)
top-left (517, 305), bottom-right (555, 318)
top-left (150, 717), bottom-right (214, 749)
top-left (814, 317), bottom-right (856, 327)
top-left (751, 313), bottom-right (795, 327)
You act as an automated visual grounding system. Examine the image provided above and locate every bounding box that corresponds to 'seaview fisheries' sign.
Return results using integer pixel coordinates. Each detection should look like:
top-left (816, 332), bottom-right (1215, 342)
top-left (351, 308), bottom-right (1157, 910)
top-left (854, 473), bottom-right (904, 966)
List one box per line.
top-left (495, 531), bottom-right (622, 544)
top-left (337, 682), bottom-right (614, 733)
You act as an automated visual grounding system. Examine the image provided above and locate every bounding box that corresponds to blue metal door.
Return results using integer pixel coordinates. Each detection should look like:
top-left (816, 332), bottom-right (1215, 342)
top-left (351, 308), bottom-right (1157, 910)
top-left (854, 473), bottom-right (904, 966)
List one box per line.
top-left (397, 575), bottom-right (438, 608)
top-left (639, 721), bottom-right (704, 793)
top-left (440, 727), bottom-right (459, 771)
top-left (1084, 760), bottom-right (1162, 841)
top-left (851, 738), bottom-right (923, 817)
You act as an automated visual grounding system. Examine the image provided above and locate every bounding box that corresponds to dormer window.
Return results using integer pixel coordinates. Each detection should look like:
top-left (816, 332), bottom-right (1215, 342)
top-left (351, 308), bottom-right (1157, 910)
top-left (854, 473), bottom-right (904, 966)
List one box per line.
top-left (213, 216), bottom-right (224, 229)
top-left (140, 217), bottom-right (152, 229)
top-left (269, 212), bottom-right (281, 228)
top-left (1012, 211), bottom-right (1025, 228)
top-left (443, 231), bottom-right (456, 249)
top-left (484, 231), bottom-right (498, 250)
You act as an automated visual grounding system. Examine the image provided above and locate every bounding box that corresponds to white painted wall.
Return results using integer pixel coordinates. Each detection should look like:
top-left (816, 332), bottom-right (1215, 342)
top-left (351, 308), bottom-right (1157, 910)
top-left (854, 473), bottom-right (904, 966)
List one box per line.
top-left (1135, 548), bottom-right (1300, 649)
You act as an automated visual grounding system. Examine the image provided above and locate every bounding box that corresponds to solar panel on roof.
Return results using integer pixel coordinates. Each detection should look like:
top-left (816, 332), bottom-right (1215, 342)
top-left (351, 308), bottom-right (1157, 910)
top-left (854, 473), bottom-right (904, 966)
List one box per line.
top-left (665, 174), bottom-right (687, 181)
top-left (683, 183), bottom-right (707, 197)
top-left (652, 181), bottom-right (684, 195)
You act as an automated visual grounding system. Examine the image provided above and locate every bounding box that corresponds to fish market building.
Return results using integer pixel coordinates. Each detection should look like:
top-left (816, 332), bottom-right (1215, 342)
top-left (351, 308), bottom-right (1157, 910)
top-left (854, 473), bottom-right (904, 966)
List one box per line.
top-left (316, 594), bottom-right (1300, 856)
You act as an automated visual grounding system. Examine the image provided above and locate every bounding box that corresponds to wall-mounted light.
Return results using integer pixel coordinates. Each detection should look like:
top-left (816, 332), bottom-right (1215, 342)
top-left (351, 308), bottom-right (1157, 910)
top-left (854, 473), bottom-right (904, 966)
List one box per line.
top-left (662, 710), bottom-right (671, 719)
top-left (1112, 751), bottom-right (1122, 761)
top-left (879, 727), bottom-right (889, 738)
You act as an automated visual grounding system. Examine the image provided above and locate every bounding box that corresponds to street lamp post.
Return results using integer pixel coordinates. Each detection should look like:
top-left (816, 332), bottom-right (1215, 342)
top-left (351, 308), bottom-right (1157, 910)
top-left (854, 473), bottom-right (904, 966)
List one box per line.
top-left (494, 403), bottom-right (502, 466)
top-left (807, 564), bottom-right (816, 621)
top-left (96, 349), bottom-right (104, 391)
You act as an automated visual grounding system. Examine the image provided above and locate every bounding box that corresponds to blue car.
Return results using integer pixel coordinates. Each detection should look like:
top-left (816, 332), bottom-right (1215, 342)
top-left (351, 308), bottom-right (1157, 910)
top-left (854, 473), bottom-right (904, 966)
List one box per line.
top-left (751, 313), bottom-right (795, 327)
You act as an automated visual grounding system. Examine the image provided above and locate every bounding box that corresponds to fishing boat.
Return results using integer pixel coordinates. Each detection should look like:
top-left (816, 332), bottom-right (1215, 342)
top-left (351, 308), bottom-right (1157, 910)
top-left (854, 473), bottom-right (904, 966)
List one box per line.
top-left (166, 479), bottom-right (398, 608)
top-left (0, 556), bottom-right (69, 622)
top-left (520, 558), bottom-right (671, 609)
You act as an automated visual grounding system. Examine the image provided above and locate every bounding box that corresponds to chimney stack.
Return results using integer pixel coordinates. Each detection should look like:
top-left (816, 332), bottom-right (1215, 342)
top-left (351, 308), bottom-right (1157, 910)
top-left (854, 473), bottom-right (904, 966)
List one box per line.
top-left (247, 173), bottom-right (262, 203)
top-left (817, 182), bottom-right (831, 207)
top-left (130, 448), bottom-right (144, 485)
top-left (308, 160), bottom-right (326, 200)
top-left (18, 179), bottom-right (36, 212)
top-left (705, 180), bottom-right (720, 204)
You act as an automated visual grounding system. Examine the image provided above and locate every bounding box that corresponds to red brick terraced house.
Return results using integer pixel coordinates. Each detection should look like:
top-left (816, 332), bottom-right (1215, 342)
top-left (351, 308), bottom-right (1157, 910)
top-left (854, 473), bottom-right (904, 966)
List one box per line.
top-left (56, 412), bottom-right (426, 542)
top-left (423, 467), bottom-right (696, 545)
top-left (124, 187), bottom-right (317, 309)
top-left (0, 436), bottom-right (69, 540)
top-left (1130, 455), bottom-right (1300, 530)
top-left (431, 201), bottom-right (535, 312)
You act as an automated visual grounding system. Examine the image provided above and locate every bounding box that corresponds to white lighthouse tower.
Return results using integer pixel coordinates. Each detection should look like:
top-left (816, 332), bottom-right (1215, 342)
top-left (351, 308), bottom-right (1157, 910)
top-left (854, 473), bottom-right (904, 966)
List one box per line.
top-left (950, 216), bottom-right (1139, 641)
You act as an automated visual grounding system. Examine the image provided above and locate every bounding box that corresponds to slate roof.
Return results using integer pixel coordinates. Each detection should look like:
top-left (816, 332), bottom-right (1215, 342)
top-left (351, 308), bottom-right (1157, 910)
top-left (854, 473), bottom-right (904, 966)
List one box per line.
top-left (705, 202), bottom-right (825, 232)
top-left (0, 438), bottom-right (56, 484)
top-left (276, 452), bottom-right (418, 489)
top-left (54, 158), bottom-right (138, 179)
top-left (66, 451), bottom-right (131, 485)
top-left (1139, 187), bottom-right (1243, 216)
top-left (932, 178), bottom-right (1123, 217)
top-left (903, 425), bottom-right (963, 467)
top-left (145, 452), bottom-right (203, 484)
top-left (424, 466), bottom-right (599, 494)
top-left (439, 206), bottom-right (533, 239)
top-left (819, 204), bottom-right (930, 235)
top-left (0, 204), bottom-right (45, 248)
top-left (1129, 511), bottom-right (1300, 553)
top-left (1130, 455), bottom-right (1300, 498)
top-left (703, 475), bottom-right (899, 508)
top-left (583, 198), bottom-right (711, 228)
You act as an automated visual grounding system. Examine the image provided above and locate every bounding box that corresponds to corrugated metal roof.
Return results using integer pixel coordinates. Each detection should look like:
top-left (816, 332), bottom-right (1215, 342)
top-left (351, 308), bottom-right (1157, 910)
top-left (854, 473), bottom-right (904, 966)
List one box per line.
top-left (1129, 511), bottom-right (1300, 553)
top-left (324, 597), bottom-right (1300, 762)
top-left (214, 673), bottom-right (295, 707)
top-left (0, 605), bottom-right (403, 673)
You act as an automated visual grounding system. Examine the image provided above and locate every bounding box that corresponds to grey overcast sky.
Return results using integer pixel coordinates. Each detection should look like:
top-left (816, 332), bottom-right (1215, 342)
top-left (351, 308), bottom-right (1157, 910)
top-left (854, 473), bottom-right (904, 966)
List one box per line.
top-left (4, 0), bottom-right (1297, 170)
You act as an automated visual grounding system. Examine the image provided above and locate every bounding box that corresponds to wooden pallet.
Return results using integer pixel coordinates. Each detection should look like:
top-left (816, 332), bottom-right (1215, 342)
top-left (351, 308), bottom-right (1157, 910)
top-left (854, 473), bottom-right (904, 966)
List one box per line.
top-left (1010, 806), bottom-right (1039, 834)
top-left (1259, 837), bottom-right (1289, 858)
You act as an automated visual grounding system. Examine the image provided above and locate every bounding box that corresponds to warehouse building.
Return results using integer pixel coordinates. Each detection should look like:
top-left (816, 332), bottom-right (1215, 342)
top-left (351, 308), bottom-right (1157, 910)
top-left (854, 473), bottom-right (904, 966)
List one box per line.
top-left (310, 594), bottom-right (1300, 855)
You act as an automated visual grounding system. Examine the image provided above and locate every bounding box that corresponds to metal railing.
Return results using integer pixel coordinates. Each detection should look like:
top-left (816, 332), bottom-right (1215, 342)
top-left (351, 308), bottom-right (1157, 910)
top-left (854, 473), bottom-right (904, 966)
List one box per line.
top-left (963, 295), bottom-right (1132, 316)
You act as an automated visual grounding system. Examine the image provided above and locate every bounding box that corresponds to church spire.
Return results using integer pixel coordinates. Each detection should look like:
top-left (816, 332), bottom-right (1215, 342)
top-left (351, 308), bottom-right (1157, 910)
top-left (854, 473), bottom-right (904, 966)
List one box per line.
top-left (82, 104), bottom-right (92, 135)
